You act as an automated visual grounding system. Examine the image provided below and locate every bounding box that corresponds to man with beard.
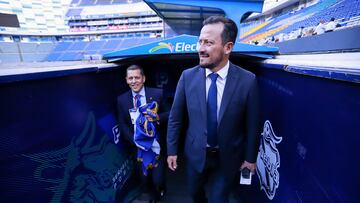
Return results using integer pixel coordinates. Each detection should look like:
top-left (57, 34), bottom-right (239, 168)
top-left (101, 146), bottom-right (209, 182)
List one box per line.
top-left (166, 16), bottom-right (260, 203)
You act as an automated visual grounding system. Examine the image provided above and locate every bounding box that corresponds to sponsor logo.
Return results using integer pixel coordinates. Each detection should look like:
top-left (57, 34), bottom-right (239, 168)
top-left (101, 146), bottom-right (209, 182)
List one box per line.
top-left (256, 120), bottom-right (282, 200)
top-left (149, 42), bottom-right (198, 53)
top-left (174, 42), bottom-right (198, 52)
top-left (149, 42), bottom-right (173, 53)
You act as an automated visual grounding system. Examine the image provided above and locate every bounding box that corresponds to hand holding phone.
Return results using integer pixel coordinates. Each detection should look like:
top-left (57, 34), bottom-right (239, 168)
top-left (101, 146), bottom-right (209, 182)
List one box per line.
top-left (240, 168), bottom-right (252, 185)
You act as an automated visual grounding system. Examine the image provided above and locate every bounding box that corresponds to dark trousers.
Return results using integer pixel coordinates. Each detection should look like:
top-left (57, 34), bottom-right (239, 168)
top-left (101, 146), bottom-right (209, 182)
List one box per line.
top-left (137, 155), bottom-right (166, 201)
top-left (186, 149), bottom-right (231, 203)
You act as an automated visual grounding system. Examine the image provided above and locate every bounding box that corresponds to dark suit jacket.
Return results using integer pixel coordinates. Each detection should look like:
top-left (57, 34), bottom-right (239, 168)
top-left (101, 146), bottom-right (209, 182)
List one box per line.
top-left (117, 87), bottom-right (169, 154)
top-left (167, 62), bottom-right (260, 181)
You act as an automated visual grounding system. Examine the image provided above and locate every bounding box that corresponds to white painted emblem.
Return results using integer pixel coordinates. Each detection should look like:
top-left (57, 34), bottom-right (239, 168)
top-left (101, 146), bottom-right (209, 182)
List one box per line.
top-left (256, 120), bottom-right (282, 200)
top-left (112, 124), bottom-right (120, 144)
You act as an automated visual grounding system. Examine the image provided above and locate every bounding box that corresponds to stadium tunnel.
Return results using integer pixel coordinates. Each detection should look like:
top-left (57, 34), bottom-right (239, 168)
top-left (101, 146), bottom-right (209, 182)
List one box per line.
top-left (1, 0), bottom-right (360, 203)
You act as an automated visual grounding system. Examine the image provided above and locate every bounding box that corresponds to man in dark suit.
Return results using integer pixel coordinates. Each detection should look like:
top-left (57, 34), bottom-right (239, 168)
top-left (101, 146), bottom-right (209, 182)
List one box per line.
top-left (117, 64), bottom-right (168, 203)
top-left (167, 16), bottom-right (260, 203)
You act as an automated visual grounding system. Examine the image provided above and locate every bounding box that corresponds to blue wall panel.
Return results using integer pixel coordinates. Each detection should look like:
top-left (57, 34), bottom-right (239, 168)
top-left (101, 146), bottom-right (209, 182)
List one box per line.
top-left (232, 62), bottom-right (360, 202)
top-left (0, 68), bottom-right (141, 202)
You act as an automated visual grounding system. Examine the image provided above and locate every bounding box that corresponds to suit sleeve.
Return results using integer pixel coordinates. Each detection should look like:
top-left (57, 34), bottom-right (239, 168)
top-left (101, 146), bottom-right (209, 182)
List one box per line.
top-left (117, 97), bottom-right (135, 145)
top-left (245, 76), bottom-right (261, 163)
top-left (167, 72), bottom-right (187, 156)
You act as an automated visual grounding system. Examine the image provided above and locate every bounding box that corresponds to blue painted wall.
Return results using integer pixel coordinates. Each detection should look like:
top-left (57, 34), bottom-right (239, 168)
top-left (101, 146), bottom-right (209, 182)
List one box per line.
top-left (231, 60), bottom-right (360, 202)
top-left (0, 68), bottom-right (140, 203)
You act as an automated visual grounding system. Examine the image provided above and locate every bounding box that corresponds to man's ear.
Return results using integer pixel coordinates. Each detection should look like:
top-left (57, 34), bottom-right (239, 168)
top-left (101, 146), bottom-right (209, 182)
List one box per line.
top-left (224, 42), bottom-right (234, 55)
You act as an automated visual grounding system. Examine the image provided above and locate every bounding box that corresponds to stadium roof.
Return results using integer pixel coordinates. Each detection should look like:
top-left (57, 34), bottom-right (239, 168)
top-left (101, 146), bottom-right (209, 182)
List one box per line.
top-left (143, 0), bottom-right (264, 38)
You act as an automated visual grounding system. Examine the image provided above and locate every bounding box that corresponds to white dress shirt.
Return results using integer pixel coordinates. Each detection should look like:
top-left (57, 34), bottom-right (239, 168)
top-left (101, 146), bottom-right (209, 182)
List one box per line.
top-left (205, 61), bottom-right (229, 119)
top-left (131, 87), bottom-right (146, 108)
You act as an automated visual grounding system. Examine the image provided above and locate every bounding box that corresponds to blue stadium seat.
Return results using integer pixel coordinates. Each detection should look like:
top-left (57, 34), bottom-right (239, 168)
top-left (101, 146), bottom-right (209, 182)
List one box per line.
top-left (137, 38), bottom-right (157, 45)
top-left (98, 49), bottom-right (114, 55)
top-left (37, 43), bottom-right (56, 53)
top-left (0, 53), bottom-right (21, 63)
top-left (22, 53), bottom-right (48, 62)
top-left (79, 0), bottom-right (96, 6)
top-left (102, 39), bottom-right (123, 50)
top-left (119, 38), bottom-right (139, 50)
top-left (19, 43), bottom-right (39, 53)
top-left (0, 42), bottom-right (19, 53)
top-left (66, 8), bottom-right (82, 17)
top-left (86, 41), bottom-right (105, 50)
top-left (67, 41), bottom-right (88, 51)
top-left (96, 0), bottom-right (112, 5)
top-left (53, 42), bottom-right (73, 52)
top-left (58, 51), bottom-right (83, 61)
top-left (46, 52), bottom-right (62, 61)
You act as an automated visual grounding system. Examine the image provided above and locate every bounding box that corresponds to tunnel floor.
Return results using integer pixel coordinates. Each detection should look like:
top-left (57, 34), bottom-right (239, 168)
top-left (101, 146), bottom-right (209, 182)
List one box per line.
top-left (132, 155), bottom-right (243, 203)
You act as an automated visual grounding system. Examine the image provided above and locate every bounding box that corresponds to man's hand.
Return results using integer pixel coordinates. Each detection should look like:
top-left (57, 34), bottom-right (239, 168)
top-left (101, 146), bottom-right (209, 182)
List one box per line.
top-left (143, 111), bottom-right (159, 122)
top-left (167, 155), bottom-right (178, 171)
top-left (241, 161), bottom-right (256, 174)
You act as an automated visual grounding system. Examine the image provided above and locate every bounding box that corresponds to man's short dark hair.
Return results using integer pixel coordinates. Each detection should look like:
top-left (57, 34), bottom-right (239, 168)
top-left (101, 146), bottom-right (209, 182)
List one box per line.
top-left (126, 64), bottom-right (144, 76)
top-left (203, 16), bottom-right (238, 45)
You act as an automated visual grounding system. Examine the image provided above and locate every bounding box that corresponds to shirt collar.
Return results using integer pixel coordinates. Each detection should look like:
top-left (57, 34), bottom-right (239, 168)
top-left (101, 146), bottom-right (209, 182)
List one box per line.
top-left (132, 86), bottom-right (145, 98)
top-left (205, 60), bottom-right (230, 79)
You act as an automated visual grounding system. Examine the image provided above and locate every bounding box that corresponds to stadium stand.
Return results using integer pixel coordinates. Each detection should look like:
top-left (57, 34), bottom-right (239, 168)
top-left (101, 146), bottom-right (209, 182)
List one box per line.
top-left (0, 31), bottom-right (162, 62)
top-left (45, 36), bottom-right (159, 61)
top-left (102, 39), bottom-right (123, 50)
top-left (0, 42), bottom-right (19, 53)
top-left (86, 41), bottom-right (106, 51)
top-left (68, 41), bottom-right (89, 51)
top-left (0, 0), bottom-right (166, 62)
top-left (0, 41), bottom-right (56, 63)
top-left (241, 0), bottom-right (360, 45)
top-left (38, 0), bottom-right (165, 61)
top-left (3, 0), bottom-right (358, 63)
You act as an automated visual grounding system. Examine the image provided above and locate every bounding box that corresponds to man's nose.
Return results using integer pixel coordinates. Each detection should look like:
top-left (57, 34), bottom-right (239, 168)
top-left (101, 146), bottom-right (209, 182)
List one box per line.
top-left (198, 43), bottom-right (205, 53)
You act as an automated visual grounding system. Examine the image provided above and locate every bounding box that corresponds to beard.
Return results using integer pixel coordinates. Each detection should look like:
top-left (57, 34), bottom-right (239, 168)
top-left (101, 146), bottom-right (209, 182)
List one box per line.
top-left (200, 62), bottom-right (216, 70)
top-left (199, 54), bottom-right (223, 70)
top-left (199, 51), bottom-right (224, 70)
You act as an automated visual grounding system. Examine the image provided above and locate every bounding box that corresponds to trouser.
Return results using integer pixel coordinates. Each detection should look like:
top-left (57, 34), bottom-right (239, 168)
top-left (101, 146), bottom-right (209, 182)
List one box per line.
top-left (137, 155), bottom-right (166, 200)
top-left (187, 148), bottom-right (231, 203)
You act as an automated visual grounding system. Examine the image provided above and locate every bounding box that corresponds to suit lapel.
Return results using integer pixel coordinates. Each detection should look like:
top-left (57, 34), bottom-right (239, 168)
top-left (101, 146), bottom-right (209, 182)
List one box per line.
top-left (219, 64), bottom-right (239, 123)
top-left (126, 90), bottom-right (134, 110)
top-left (196, 67), bottom-right (207, 120)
